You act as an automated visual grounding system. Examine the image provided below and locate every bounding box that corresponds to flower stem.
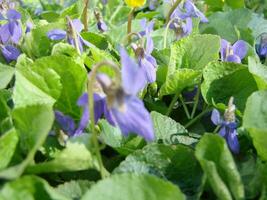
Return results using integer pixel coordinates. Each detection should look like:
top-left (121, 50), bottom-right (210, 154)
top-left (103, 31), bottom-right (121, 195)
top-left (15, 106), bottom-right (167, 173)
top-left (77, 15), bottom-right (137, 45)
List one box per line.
top-left (213, 125), bottom-right (221, 133)
top-left (82, 0), bottom-right (89, 31)
top-left (163, 17), bottom-right (177, 49)
top-left (87, 61), bottom-right (121, 178)
top-left (166, 93), bottom-right (179, 116)
top-left (166, 0), bottom-right (182, 23)
top-left (127, 8), bottom-right (135, 43)
top-left (179, 95), bottom-right (191, 119)
top-left (185, 107), bottom-right (212, 129)
top-left (190, 84), bottom-right (201, 119)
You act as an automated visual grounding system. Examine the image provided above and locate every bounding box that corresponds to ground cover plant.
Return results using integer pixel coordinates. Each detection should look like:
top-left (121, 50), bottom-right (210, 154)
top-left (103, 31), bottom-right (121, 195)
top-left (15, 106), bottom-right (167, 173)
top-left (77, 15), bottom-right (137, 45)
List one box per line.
top-left (0, 0), bottom-right (267, 199)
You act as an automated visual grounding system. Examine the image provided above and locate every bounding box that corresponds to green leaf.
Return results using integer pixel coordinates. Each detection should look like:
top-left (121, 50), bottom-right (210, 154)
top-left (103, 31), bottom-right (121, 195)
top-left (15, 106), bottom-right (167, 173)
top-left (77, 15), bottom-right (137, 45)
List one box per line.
top-left (151, 111), bottom-right (198, 145)
top-left (243, 91), bottom-right (267, 161)
top-left (21, 22), bottom-right (65, 58)
top-left (201, 8), bottom-right (267, 43)
top-left (99, 120), bottom-right (146, 156)
top-left (0, 63), bottom-right (14, 89)
top-left (248, 57), bottom-right (267, 90)
top-left (201, 61), bottom-right (258, 111)
top-left (26, 135), bottom-right (94, 174)
top-left (195, 134), bottom-right (244, 200)
top-left (81, 32), bottom-right (109, 50)
top-left (0, 129), bottom-right (19, 170)
top-left (225, 0), bottom-right (244, 8)
top-left (13, 56), bottom-right (62, 108)
top-left (159, 69), bottom-right (202, 97)
top-left (114, 144), bottom-right (203, 199)
top-left (0, 175), bottom-right (68, 200)
top-left (81, 173), bottom-right (185, 200)
top-left (32, 55), bottom-right (87, 117)
top-left (167, 34), bottom-right (220, 74)
top-left (0, 104), bottom-right (54, 179)
top-left (55, 180), bottom-right (92, 200)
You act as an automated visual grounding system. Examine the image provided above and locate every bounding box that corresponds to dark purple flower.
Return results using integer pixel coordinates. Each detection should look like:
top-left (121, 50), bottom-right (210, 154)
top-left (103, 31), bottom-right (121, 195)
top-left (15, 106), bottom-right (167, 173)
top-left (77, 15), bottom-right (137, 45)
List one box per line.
top-left (0, 9), bottom-right (22, 44)
top-left (256, 33), bottom-right (267, 59)
top-left (77, 48), bottom-right (155, 141)
top-left (220, 39), bottom-right (247, 63)
top-left (47, 18), bottom-right (92, 52)
top-left (132, 19), bottom-right (157, 83)
top-left (211, 99), bottom-right (240, 154)
top-left (0, 44), bottom-right (20, 62)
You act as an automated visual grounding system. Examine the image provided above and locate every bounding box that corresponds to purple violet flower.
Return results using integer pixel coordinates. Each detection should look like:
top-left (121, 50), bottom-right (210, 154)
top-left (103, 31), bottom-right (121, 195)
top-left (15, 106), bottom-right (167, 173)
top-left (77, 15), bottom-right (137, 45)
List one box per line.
top-left (47, 18), bottom-right (92, 52)
top-left (94, 10), bottom-right (108, 33)
top-left (211, 98), bottom-right (240, 154)
top-left (170, 17), bottom-right (192, 40)
top-left (256, 33), bottom-right (267, 60)
top-left (77, 48), bottom-right (155, 141)
top-left (132, 19), bottom-right (157, 83)
top-left (220, 39), bottom-right (247, 63)
top-left (0, 44), bottom-right (20, 63)
top-left (167, 0), bottom-right (208, 23)
top-left (0, 9), bottom-right (22, 45)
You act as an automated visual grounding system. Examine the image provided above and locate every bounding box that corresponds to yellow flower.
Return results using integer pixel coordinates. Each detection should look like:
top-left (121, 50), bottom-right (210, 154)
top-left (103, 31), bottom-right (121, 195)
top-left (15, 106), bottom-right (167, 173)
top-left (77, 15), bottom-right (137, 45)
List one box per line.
top-left (125, 0), bottom-right (146, 7)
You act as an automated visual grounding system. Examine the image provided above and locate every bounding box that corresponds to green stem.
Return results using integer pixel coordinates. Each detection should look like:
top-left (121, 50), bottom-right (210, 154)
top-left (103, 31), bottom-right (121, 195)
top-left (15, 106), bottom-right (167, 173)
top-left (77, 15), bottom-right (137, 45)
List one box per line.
top-left (213, 125), bottom-right (221, 133)
top-left (179, 95), bottom-right (191, 119)
top-left (190, 85), bottom-right (201, 119)
top-left (127, 8), bottom-right (135, 43)
top-left (87, 61), bottom-right (121, 178)
top-left (166, 0), bottom-right (183, 23)
top-left (163, 17), bottom-right (177, 49)
top-left (166, 93), bottom-right (179, 116)
top-left (185, 107), bottom-right (212, 129)
top-left (82, 0), bottom-right (89, 31)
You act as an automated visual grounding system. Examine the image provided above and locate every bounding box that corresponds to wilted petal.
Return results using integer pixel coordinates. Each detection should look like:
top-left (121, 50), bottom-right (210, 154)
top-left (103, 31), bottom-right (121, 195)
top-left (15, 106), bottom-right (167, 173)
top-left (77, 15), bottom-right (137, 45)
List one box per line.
top-left (110, 95), bottom-right (155, 141)
top-left (233, 40), bottom-right (247, 60)
top-left (47, 29), bottom-right (67, 40)
top-left (227, 129), bottom-right (240, 154)
top-left (55, 111), bottom-right (76, 135)
top-left (226, 54), bottom-right (241, 63)
top-left (72, 19), bottom-right (84, 33)
top-left (1, 45), bottom-right (20, 63)
top-left (211, 109), bottom-right (222, 125)
top-left (120, 47), bottom-right (146, 95)
top-left (6, 9), bottom-right (21, 20)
